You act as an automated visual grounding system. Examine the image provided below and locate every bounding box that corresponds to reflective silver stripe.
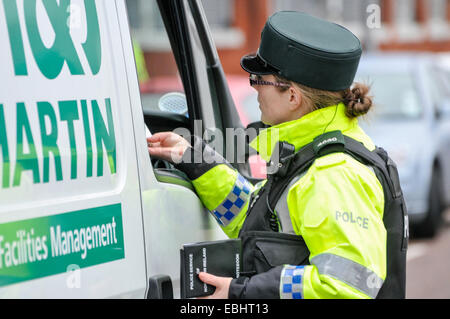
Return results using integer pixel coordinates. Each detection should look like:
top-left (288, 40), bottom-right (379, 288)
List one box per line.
top-left (211, 174), bottom-right (252, 226)
top-left (275, 158), bottom-right (377, 233)
top-left (280, 265), bottom-right (305, 299)
top-left (274, 172), bottom-right (306, 234)
top-left (311, 253), bottom-right (384, 298)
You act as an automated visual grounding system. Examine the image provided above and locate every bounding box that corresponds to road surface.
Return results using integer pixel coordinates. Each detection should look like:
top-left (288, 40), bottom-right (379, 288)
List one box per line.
top-left (406, 208), bottom-right (450, 299)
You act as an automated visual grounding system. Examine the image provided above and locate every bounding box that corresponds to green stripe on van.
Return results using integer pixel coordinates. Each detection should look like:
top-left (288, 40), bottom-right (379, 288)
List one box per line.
top-left (0, 203), bottom-right (124, 287)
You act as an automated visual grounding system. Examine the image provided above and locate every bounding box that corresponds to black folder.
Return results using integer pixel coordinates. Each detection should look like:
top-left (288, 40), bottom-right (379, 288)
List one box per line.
top-left (180, 238), bottom-right (242, 298)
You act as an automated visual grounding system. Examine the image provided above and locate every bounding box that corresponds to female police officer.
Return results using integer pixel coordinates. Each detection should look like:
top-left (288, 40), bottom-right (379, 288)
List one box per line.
top-left (148, 11), bottom-right (407, 299)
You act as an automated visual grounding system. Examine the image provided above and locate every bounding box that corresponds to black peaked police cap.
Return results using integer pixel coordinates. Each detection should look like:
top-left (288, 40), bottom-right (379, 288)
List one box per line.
top-left (241, 11), bottom-right (362, 91)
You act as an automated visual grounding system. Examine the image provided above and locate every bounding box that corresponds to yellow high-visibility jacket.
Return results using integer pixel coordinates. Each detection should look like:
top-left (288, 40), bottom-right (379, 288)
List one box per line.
top-left (176, 103), bottom-right (386, 299)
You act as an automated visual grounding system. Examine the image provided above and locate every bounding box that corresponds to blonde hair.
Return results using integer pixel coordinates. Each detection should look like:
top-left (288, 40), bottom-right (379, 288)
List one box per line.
top-left (274, 75), bottom-right (373, 119)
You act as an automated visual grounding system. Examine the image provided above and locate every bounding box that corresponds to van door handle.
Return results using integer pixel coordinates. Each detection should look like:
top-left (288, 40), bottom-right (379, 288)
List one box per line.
top-left (147, 275), bottom-right (173, 299)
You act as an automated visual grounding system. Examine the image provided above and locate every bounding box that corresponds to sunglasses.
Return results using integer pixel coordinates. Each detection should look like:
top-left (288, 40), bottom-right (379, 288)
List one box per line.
top-left (249, 74), bottom-right (290, 88)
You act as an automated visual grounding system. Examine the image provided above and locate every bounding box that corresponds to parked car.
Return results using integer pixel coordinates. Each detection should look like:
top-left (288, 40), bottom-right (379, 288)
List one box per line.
top-left (356, 53), bottom-right (450, 237)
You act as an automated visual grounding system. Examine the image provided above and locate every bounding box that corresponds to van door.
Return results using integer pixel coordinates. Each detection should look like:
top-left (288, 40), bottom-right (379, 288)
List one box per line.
top-left (125, 0), bottom-right (248, 298)
top-left (0, 0), bottom-right (146, 298)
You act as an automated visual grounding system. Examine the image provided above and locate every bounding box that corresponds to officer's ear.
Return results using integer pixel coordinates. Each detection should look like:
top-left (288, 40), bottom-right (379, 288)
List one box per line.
top-left (287, 85), bottom-right (302, 111)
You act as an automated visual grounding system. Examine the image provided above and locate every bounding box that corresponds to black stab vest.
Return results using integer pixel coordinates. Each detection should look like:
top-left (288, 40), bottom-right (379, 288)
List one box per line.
top-left (238, 131), bottom-right (408, 299)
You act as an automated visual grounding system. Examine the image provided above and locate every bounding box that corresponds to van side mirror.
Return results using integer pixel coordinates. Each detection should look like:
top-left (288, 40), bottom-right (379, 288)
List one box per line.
top-left (147, 275), bottom-right (173, 299)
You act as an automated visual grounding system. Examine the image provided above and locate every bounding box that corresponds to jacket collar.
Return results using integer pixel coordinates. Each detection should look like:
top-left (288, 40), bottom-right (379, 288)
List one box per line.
top-left (249, 103), bottom-right (375, 162)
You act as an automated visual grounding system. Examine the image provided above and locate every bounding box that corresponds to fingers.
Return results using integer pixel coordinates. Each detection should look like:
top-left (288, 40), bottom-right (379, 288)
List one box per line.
top-left (198, 272), bottom-right (219, 286)
top-left (147, 132), bottom-right (170, 144)
top-left (197, 273), bottom-right (217, 300)
top-left (147, 132), bottom-right (173, 159)
top-left (148, 144), bottom-right (176, 161)
top-left (197, 273), bottom-right (232, 299)
top-left (147, 140), bottom-right (182, 163)
top-left (147, 131), bottom-right (190, 163)
top-left (147, 144), bottom-right (165, 156)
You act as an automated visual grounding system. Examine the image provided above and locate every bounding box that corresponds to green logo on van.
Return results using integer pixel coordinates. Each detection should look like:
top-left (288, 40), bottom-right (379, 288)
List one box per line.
top-left (3, 0), bottom-right (102, 79)
top-left (0, 203), bottom-right (124, 287)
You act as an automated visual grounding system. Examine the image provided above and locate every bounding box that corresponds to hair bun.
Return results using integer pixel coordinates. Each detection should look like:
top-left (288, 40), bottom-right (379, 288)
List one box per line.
top-left (344, 83), bottom-right (372, 118)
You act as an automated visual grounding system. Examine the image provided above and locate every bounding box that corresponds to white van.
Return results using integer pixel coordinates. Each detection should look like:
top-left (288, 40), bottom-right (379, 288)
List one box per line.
top-left (0, 0), bottom-right (253, 298)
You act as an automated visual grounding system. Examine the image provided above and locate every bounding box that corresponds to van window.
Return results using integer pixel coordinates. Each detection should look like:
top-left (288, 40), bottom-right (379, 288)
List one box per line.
top-left (126, 1), bottom-right (185, 116)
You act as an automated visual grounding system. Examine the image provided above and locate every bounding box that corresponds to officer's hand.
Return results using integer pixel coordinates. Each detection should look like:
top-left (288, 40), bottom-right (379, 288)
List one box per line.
top-left (197, 272), bottom-right (232, 299)
top-left (147, 132), bottom-right (191, 163)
